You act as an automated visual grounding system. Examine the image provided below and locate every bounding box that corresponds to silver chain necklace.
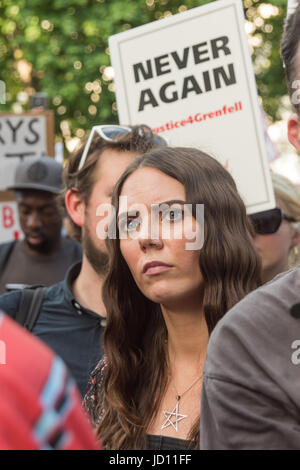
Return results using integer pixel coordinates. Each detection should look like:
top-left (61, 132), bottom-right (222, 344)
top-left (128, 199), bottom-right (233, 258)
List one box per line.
top-left (161, 375), bottom-right (202, 432)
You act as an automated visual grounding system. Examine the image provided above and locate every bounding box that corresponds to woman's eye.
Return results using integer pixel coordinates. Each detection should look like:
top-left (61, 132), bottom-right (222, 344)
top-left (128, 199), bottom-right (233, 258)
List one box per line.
top-left (127, 218), bottom-right (140, 231)
top-left (162, 208), bottom-right (183, 222)
top-left (119, 217), bottom-right (140, 232)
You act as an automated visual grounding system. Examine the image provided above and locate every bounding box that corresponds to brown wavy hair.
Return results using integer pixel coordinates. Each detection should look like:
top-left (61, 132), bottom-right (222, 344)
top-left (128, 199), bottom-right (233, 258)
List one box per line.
top-left (97, 147), bottom-right (261, 449)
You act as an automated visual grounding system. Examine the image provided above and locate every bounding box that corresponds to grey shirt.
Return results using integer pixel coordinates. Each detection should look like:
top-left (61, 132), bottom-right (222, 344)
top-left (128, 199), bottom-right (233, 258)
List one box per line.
top-left (200, 266), bottom-right (300, 450)
top-left (0, 238), bottom-right (82, 294)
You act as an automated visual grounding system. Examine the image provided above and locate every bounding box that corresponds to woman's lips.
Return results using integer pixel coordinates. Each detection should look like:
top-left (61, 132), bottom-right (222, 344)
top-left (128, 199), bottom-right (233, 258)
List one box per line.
top-left (143, 261), bottom-right (173, 275)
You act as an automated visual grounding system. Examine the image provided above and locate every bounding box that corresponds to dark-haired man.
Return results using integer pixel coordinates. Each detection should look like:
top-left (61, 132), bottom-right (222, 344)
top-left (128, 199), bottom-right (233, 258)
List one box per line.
top-left (0, 125), bottom-right (165, 395)
top-left (0, 156), bottom-right (82, 294)
top-left (200, 4), bottom-right (300, 450)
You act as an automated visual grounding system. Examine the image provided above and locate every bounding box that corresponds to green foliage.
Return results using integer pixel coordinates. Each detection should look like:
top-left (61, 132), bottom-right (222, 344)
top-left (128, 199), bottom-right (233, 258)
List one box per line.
top-left (0, 0), bottom-right (290, 145)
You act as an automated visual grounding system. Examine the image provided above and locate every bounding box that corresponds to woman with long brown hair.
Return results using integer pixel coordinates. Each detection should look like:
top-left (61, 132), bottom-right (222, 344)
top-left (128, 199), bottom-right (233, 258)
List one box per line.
top-left (83, 146), bottom-right (261, 450)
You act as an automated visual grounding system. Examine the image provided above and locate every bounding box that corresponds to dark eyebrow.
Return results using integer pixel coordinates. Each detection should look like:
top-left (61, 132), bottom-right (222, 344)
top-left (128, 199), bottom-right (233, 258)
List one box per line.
top-left (152, 200), bottom-right (186, 207)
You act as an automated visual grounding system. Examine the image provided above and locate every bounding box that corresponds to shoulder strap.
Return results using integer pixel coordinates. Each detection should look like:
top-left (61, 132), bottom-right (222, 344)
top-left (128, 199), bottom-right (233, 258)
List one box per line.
top-left (16, 287), bottom-right (46, 332)
top-left (0, 241), bottom-right (17, 274)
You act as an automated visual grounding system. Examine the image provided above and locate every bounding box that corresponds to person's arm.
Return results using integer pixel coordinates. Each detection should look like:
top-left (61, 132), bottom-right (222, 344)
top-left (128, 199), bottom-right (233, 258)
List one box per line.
top-left (200, 278), bottom-right (300, 450)
top-left (200, 374), bottom-right (300, 450)
top-left (0, 358), bottom-right (101, 450)
top-left (0, 313), bottom-right (101, 450)
top-left (0, 290), bottom-right (22, 319)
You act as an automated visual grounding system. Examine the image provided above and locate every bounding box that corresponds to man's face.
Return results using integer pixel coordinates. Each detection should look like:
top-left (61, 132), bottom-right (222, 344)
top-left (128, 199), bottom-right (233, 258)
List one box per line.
top-left (17, 190), bottom-right (62, 254)
top-left (81, 148), bottom-right (139, 275)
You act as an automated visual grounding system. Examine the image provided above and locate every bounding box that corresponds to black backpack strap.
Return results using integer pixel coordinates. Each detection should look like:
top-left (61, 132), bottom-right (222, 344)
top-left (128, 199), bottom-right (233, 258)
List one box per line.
top-left (15, 289), bottom-right (35, 327)
top-left (16, 287), bottom-right (46, 332)
top-left (0, 240), bottom-right (17, 274)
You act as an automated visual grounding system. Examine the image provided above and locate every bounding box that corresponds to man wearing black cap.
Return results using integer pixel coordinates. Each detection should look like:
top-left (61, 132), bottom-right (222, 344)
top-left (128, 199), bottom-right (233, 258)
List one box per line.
top-left (0, 156), bottom-right (81, 294)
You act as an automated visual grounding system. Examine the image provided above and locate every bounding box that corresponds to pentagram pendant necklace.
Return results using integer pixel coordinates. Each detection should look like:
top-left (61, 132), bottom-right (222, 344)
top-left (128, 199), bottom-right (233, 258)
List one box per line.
top-left (161, 375), bottom-right (202, 432)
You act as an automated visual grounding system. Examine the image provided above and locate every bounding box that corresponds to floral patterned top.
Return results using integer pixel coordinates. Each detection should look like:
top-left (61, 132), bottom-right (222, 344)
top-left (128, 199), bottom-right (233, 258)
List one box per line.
top-left (82, 357), bottom-right (107, 427)
top-left (83, 356), bottom-right (194, 450)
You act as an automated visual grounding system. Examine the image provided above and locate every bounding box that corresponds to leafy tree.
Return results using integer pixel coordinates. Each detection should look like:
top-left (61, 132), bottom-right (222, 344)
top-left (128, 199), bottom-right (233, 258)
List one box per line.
top-left (0, 0), bottom-right (290, 146)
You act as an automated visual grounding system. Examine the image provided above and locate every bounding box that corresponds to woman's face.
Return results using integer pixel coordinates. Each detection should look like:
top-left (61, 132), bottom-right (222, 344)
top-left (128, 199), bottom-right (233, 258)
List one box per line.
top-left (253, 199), bottom-right (299, 282)
top-left (118, 166), bottom-right (203, 308)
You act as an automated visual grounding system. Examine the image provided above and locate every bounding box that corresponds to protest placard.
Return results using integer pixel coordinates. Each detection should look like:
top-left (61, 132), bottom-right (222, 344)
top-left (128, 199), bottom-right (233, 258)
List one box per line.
top-left (0, 192), bottom-right (21, 243)
top-left (109, 0), bottom-right (274, 214)
top-left (0, 110), bottom-right (54, 191)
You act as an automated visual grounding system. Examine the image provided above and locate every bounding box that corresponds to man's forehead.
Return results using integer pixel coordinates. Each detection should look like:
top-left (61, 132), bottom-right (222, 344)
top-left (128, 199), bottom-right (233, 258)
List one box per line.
top-left (94, 148), bottom-right (139, 180)
top-left (16, 190), bottom-right (56, 204)
top-left (100, 148), bottom-right (140, 163)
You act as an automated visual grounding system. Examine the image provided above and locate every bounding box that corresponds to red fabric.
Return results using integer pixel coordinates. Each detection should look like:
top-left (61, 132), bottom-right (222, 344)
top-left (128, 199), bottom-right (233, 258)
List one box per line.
top-left (0, 313), bottom-right (101, 450)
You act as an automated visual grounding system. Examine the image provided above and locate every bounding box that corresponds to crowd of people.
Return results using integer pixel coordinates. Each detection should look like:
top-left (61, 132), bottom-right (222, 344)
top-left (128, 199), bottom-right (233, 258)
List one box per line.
top-left (0, 1), bottom-right (300, 451)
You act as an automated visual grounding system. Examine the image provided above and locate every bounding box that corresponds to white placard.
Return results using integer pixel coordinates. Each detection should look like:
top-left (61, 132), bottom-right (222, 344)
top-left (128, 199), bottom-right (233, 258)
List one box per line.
top-left (0, 201), bottom-right (21, 243)
top-left (109, 0), bottom-right (275, 214)
top-left (0, 114), bottom-right (47, 190)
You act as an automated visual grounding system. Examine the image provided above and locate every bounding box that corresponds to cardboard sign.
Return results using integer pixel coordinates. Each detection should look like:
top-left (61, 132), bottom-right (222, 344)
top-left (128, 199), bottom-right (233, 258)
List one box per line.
top-left (0, 110), bottom-right (54, 191)
top-left (109, 0), bottom-right (274, 214)
top-left (0, 200), bottom-right (21, 243)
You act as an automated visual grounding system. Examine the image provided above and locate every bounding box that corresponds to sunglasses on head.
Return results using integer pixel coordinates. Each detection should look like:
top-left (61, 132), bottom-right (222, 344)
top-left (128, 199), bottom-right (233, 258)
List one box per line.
top-left (78, 125), bottom-right (168, 171)
top-left (249, 207), bottom-right (297, 235)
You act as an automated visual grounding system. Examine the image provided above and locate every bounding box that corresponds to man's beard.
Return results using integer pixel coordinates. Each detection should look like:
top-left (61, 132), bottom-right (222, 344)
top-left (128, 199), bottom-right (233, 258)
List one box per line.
top-left (82, 225), bottom-right (109, 276)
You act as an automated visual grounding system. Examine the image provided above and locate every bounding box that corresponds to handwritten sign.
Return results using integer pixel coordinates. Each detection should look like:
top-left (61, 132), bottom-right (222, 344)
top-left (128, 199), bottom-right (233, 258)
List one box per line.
top-left (0, 111), bottom-right (54, 190)
top-left (0, 200), bottom-right (21, 243)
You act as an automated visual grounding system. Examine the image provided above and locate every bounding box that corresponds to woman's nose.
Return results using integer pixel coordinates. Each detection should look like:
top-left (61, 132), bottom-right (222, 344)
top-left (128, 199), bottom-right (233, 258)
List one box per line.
top-left (138, 230), bottom-right (163, 251)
